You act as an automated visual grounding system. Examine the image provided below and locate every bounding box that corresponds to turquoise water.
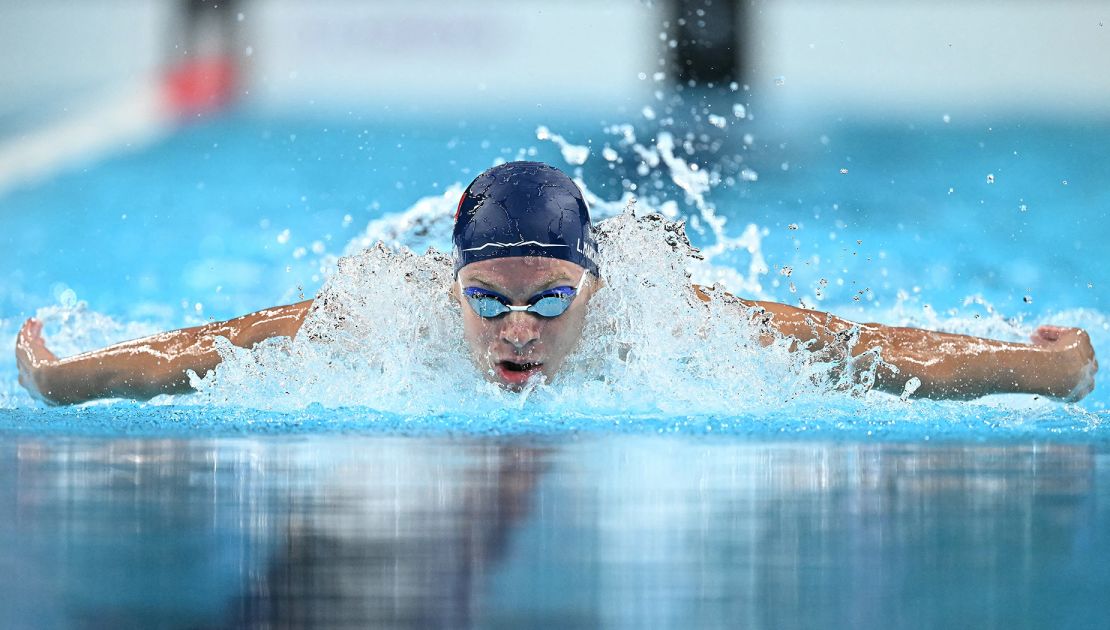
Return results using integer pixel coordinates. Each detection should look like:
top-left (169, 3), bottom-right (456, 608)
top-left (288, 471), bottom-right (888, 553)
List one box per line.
top-left (1, 107), bottom-right (1109, 626)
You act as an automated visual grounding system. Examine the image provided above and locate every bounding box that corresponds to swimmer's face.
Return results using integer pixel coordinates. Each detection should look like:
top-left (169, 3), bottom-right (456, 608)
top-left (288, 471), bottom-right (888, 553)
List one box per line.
top-left (454, 257), bottom-right (597, 391)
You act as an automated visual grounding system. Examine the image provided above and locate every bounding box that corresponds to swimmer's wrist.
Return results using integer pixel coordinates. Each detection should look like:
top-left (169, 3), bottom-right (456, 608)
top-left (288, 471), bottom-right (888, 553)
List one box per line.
top-left (28, 359), bottom-right (65, 405)
top-left (994, 343), bottom-right (1071, 399)
top-left (1022, 343), bottom-right (1086, 400)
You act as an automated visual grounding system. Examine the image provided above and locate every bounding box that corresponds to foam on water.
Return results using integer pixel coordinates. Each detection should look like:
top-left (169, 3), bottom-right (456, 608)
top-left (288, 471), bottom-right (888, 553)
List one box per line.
top-left (189, 199), bottom-right (838, 415)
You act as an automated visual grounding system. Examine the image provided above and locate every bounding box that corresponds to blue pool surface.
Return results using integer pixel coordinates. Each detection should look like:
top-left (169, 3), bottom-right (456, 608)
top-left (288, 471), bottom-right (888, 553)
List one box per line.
top-left (1, 102), bottom-right (1109, 627)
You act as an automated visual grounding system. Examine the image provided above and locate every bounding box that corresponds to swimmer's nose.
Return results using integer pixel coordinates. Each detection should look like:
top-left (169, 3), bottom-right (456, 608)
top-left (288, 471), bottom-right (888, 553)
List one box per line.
top-left (500, 313), bottom-right (540, 352)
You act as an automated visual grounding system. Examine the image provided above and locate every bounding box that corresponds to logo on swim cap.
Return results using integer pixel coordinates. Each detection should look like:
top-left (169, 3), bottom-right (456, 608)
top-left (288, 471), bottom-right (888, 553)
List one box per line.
top-left (452, 161), bottom-right (599, 276)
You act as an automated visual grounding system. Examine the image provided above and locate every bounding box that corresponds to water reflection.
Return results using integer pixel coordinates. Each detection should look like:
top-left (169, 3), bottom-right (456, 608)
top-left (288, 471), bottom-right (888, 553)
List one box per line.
top-left (0, 435), bottom-right (1106, 628)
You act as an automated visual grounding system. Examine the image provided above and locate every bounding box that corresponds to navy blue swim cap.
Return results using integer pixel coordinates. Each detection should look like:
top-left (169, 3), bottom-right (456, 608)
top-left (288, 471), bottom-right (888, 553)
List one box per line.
top-left (452, 161), bottom-right (599, 276)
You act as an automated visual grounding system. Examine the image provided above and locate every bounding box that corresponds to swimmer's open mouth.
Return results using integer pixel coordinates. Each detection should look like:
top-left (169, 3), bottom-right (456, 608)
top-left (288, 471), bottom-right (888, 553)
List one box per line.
top-left (499, 360), bottom-right (542, 372)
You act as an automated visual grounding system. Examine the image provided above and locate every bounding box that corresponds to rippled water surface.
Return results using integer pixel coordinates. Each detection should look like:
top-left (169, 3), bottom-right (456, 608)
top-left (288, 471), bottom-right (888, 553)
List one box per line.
top-left (2, 434), bottom-right (1108, 629)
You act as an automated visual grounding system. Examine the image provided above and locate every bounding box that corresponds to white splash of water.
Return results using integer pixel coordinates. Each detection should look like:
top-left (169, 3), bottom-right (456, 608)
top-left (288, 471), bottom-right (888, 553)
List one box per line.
top-left (190, 245), bottom-right (489, 412)
top-left (535, 125), bottom-right (590, 166)
top-left (342, 185), bottom-right (465, 257)
top-left (191, 206), bottom-right (851, 414)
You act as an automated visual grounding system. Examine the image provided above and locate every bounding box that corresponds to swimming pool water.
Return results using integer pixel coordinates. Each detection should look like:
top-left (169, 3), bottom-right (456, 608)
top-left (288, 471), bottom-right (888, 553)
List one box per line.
top-left (1, 106), bottom-right (1109, 626)
top-left (2, 434), bottom-right (1109, 628)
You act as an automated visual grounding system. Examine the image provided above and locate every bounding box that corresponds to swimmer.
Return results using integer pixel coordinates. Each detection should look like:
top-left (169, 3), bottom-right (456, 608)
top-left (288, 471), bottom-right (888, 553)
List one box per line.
top-left (15, 161), bottom-right (1099, 405)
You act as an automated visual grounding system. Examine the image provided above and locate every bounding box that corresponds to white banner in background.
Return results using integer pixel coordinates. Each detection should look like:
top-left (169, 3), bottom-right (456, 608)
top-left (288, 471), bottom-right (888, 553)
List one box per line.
top-left (247, 0), bottom-right (664, 109)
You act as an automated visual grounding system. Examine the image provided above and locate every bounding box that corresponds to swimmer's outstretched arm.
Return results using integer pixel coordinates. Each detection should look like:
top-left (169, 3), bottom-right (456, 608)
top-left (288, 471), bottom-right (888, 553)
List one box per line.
top-left (697, 288), bottom-right (1098, 401)
top-left (15, 300), bottom-right (313, 405)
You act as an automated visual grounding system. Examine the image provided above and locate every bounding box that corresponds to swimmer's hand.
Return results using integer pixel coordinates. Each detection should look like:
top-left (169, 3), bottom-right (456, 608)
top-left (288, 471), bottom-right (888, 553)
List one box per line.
top-left (16, 318), bottom-right (60, 405)
top-left (1029, 325), bottom-right (1098, 402)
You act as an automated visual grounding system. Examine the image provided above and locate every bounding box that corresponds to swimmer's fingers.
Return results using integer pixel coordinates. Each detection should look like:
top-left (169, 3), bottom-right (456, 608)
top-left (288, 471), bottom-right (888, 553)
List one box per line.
top-left (17, 318), bottom-right (57, 361)
top-left (1030, 325), bottom-right (1066, 345)
top-left (15, 318), bottom-right (58, 402)
top-left (1063, 359), bottom-right (1098, 402)
top-left (1031, 326), bottom-right (1098, 402)
top-left (1074, 340), bottom-right (1099, 402)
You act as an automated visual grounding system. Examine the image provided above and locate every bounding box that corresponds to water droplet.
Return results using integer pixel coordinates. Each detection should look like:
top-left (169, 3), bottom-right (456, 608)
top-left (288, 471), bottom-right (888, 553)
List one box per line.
top-left (276, 229), bottom-right (291, 244)
top-left (638, 72), bottom-right (648, 80)
top-left (1019, 203), bottom-right (1028, 212)
top-left (707, 114), bottom-right (727, 129)
top-left (900, 377), bottom-right (921, 401)
top-left (839, 168), bottom-right (849, 175)
top-left (641, 106), bottom-right (656, 120)
top-left (774, 76), bottom-right (786, 87)
top-left (732, 103), bottom-right (747, 118)
top-left (59, 288), bottom-right (77, 309)
top-left (942, 114), bottom-right (951, 123)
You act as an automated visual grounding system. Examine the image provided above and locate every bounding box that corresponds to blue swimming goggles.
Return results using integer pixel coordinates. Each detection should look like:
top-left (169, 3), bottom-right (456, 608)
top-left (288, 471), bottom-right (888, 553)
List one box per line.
top-left (460, 271), bottom-right (590, 319)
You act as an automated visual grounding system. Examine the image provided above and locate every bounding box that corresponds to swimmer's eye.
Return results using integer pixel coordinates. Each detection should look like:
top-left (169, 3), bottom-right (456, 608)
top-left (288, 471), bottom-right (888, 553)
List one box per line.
top-left (528, 286), bottom-right (576, 304)
top-left (525, 286), bottom-right (577, 318)
top-left (463, 287), bottom-right (511, 304)
top-left (462, 288), bottom-right (513, 318)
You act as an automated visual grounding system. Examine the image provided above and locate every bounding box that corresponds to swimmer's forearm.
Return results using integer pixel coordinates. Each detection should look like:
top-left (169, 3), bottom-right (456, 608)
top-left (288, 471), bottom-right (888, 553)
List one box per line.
top-left (860, 326), bottom-right (1060, 399)
top-left (38, 333), bottom-right (219, 404)
top-left (33, 300), bottom-right (312, 404)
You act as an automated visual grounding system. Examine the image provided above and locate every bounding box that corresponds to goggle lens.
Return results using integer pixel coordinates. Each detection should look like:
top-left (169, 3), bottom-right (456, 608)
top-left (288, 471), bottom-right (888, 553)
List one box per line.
top-left (528, 295), bottom-right (573, 317)
top-left (468, 295), bottom-right (512, 318)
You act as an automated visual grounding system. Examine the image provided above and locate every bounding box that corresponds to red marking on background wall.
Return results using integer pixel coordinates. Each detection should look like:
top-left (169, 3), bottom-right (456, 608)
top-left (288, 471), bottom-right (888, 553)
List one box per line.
top-left (164, 56), bottom-right (236, 117)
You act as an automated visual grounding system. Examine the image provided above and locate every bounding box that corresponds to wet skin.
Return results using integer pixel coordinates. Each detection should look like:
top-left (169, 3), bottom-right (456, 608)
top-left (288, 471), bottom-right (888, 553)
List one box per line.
top-left (453, 257), bottom-right (598, 391)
